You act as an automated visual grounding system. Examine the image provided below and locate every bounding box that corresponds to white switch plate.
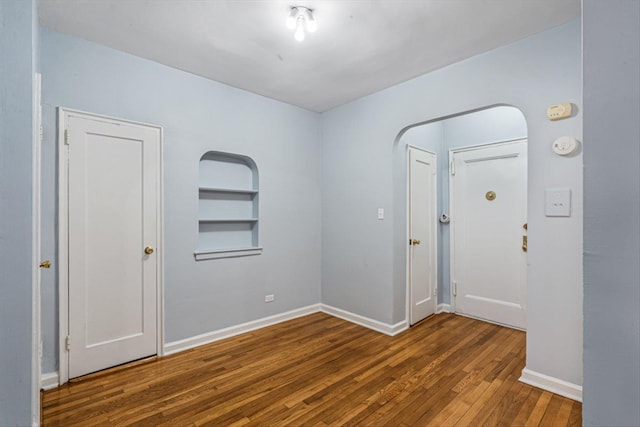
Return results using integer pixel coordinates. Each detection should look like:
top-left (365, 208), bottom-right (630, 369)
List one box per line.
top-left (265, 294), bottom-right (274, 302)
top-left (377, 208), bottom-right (384, 220)
top-left (545, 188), bottom-right (571, 217)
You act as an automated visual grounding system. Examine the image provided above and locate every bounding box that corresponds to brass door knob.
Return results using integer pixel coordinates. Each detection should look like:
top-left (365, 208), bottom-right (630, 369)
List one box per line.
top-left (411, 239), bottom-right (421, 245)
top-left (144, 246), bottom-right (154, 255)
top-left (39, 260), bottom-right (51, 269)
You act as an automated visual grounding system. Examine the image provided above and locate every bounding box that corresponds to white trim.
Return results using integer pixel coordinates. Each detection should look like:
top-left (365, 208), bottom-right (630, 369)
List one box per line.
top-left (519, 367), bottom-right (582, 402)
top-left (447, 137), bottom-right (526, 154)
top-left (32, 72), bottom-right (42, 427)
top-left (164, 304), bottom-right (322, 355)
top-left (40, 372), bottom-right (59, 391)
top-left (165, 304), bottom-right (408, 356)
top-left (57, 108), bottom-right (165, 384)
top-left (405, 145), bottom-right (412, 328)
top-left (156, 126), bottom-right (165, 357)
top-left (57, 110), bottom-right (69, 384)
top-left (194, 247), bottom-right (263, 261)
top-left (320, 304), bottom-right (408, 336)
top-left (436, 304), bottom-right (451, 313)
top-left (448, 149), bottom-right (456, 313)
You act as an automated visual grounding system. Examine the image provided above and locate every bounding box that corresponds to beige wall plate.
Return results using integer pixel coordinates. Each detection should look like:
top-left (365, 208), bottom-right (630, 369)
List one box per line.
top-left (547, 103), bottom-right (573, 121)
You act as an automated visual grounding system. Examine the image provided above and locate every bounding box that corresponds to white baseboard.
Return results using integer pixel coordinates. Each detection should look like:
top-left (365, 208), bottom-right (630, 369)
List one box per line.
top-left (40, 372), bottom-right (59, 390)
top-left (519, 367), bottom-right (582, 402)
top-left (320, 304), bottom-right (408, 336)
top-left (436, 303), bottom-right (451, 313)
top-left (165, 303), bottom-right (408, 356)
top-left (164, 303), bottom-right (321, 355)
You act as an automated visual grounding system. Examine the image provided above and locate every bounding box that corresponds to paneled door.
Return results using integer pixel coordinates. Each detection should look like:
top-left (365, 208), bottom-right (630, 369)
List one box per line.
top-left (450, 140), bottom-right (527, 329)
top-left (64, 110), bottom-right (161, 379)
top-left (408, 147), bottom-right (438, 325)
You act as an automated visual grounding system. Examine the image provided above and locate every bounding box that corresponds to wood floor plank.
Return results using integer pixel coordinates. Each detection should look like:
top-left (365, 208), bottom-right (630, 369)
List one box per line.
top-left (42, 312), bottom-right (581, 426)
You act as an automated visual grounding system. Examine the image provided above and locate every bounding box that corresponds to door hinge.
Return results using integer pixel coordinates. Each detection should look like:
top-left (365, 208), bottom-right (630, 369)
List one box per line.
top-left (65, 336), bottom-right (71, 352)
top-left (450, 160), bottom-right (455, 176)
top-left (64, 129), bottom-right (69, 145)
top-left (452, 281), bottom-right (457, 297)
top-left (39, 125), bottom-right (44, 143)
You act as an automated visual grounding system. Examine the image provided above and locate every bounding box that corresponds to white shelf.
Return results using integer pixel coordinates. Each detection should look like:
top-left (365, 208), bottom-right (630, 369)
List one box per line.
top-left (199, 218), bottom-right (258, 223)
top-left (194, 247), bottom-right (263, 261)
top-left (198, 151), bottom-right (260, 259)
top-left (199, 187), bottom-right (258, 195)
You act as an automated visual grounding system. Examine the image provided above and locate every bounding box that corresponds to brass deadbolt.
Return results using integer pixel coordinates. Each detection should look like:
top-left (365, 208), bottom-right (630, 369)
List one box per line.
top-left (144, 246), bottom-right (154, 255)
top-left (485, 191), bottom-right (496, 201)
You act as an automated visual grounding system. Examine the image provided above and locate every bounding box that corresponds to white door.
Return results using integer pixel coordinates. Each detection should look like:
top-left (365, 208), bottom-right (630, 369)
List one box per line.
top-left (409, 147), bottom-right (438, 325)
top-left (450, 140), bottom-right (527, 329)
top-left (66, 112), bottom-right (160, 379)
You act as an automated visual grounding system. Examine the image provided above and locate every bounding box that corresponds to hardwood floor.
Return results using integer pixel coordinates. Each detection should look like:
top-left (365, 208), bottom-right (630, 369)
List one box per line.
top-left (42, 313), bottom-right (581, 426)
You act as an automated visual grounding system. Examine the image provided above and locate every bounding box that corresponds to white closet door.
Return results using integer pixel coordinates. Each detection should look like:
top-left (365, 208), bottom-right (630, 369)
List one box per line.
top-left (409, 147), bottom-right (438, 325)
top-left (67, 113), bottom-right (159, 378)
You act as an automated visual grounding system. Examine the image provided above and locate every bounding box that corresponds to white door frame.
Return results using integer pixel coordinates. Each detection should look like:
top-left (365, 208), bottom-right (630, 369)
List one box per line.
top-left (405, 145), bottom-right (438, 325)
top-left (57, 108), bottom-right (165, 384)
top-left (31, 73), bottom-right (42, 425)
top-left (448, 138), bottom-right (527, 314)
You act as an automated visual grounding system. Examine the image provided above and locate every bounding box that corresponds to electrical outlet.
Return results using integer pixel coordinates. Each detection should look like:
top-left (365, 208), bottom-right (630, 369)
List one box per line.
top-left (265, 294), bottom-right (275, 302)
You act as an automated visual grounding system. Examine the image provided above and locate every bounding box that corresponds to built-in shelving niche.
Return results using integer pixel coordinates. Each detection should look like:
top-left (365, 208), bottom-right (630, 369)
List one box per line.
top-left (195, 151), bottom-right (261, 260)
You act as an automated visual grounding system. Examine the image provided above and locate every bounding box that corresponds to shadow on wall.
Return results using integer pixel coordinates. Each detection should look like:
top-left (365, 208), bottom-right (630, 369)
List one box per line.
top-left (392, 105), bottom-right (528, 317)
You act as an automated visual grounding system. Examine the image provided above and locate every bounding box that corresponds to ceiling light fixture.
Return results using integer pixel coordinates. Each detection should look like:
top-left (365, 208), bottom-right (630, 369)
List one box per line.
top-left (286, 6), bottom-right (316, 42)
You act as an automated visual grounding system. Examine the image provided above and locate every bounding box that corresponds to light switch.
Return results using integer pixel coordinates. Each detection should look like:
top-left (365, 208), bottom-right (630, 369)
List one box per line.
top-left (545, 188), bottom-right (571, 217)
top-left (377, 208), bottom-right (384, 220)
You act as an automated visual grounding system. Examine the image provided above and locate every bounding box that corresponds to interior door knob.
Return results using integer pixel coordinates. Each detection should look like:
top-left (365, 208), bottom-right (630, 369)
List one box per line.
top-left (144, 246), bottom-right (154, 255)
top-left (411, 239), bottom-right (421, 245)
top-left (39, 260), bottom-right (51, 268)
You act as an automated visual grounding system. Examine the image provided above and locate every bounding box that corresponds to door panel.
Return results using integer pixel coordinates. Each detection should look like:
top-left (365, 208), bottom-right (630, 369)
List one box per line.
top-left (409, 148), bottom-right (437, 325)
top-left (67, 114), bottom-right (159, 378)
top-left (451, 140), bottom-right (527, 329)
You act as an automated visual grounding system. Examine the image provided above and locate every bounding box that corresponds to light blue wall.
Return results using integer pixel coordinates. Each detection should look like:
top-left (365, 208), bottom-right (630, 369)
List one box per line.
top-left (322, 20), bottom-right (583, 387)
top-left (398, 106), bottom-right (527, 305)
top-left (441, 107), bottom-right (527, 148)
top-left (0, 0), bottom-right (37, 424)
top-left (583, 1), bottom-right (640, 425)
top-left (39, 28), bottom-right (322, 373)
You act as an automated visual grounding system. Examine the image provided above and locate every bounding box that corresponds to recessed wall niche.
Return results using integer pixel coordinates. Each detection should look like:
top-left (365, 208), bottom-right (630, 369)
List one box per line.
top-left (195, 151), bottom-right (261, 260)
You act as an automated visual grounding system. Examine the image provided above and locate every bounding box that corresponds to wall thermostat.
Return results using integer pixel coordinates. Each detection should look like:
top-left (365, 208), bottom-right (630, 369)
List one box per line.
top-left (552, 136), bottom-right (579, 156)
top-left (547, 103), bottom-right (573, 121)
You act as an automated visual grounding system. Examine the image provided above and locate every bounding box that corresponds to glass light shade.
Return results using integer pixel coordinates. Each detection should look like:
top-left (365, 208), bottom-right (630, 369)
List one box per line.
top-left (294, 18), bottom-right (305, 41)
top-left (305, 9), bottom-right (317, 32)
top-left (286, 7), bottom-right (298, 30)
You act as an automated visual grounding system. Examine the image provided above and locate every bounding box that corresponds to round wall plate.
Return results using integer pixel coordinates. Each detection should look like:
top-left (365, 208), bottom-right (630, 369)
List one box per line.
top-left (552, 136), bottom-right (579, 156)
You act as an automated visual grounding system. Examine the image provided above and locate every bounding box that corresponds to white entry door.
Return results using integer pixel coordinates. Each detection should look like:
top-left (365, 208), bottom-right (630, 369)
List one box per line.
top-left (450, 140), bottom-right (527, 329)
top-left (65, 111), bottom-right (161, 379)
top-left (409, 147), bottom-right (437, 325)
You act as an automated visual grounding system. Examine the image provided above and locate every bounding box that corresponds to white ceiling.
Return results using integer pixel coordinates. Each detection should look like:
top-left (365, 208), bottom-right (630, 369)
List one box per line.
top-left (38, 0), bottom-right (580, 112)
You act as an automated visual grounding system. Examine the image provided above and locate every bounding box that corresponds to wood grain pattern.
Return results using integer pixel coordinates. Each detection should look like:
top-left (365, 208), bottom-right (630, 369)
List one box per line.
top-left (42, 313), bottom-right (581, 426)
